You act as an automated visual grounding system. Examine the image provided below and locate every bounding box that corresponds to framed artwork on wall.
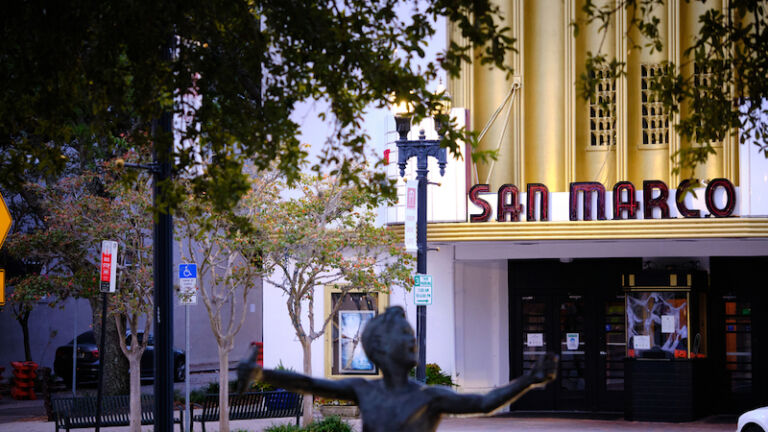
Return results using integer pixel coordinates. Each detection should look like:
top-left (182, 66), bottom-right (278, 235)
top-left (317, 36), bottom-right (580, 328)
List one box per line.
top-left (339, 310), bottom-right (375, 373)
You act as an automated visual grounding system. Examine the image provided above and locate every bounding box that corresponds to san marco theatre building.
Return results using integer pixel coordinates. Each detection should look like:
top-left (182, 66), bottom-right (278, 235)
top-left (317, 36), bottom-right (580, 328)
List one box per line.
top-left (386, 0), bottom-right (768, 422)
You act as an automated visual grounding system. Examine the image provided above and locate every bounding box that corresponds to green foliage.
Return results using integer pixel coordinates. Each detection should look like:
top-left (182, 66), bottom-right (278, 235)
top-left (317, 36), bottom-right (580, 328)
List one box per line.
top-left (574, 0), bottom-right (768, 176)
top-left (242, 171), bottom-right (414, 369)
top-left (264, 425), bottom-right (303, 432)
top-left (1, 0), bottom-right (516, 213)
top-left (3, 153), bottom-right (154, 365)
top-left (409, 363), bottom-right (456, 387)
top-left (265, 416), bottom-right (352, 432)
top-left (314, 397), bottom-right (356, 407)
top-left (194, 379), bottom-right (276, 396)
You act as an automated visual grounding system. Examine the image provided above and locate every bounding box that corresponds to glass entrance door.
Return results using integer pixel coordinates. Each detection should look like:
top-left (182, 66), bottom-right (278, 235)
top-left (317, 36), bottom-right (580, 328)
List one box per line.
top-left (557, 296), bottom-right (587, 409)
top-left (519, 294), bottom-right (588, 410)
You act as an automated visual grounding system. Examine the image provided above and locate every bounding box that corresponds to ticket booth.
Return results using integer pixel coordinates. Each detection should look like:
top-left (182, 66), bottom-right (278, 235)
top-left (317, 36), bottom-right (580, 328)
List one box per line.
top-left (623, 272), bottom-right (711, 422)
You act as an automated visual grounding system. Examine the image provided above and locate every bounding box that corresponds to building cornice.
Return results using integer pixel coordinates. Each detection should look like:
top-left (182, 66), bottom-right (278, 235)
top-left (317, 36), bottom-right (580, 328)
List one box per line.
top-left (388, 217), bottom-right (768, 242)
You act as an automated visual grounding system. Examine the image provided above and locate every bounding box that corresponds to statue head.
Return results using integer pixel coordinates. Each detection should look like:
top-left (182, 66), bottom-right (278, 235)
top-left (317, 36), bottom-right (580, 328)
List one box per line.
top-left (361, 306), bottom-right (417, 371)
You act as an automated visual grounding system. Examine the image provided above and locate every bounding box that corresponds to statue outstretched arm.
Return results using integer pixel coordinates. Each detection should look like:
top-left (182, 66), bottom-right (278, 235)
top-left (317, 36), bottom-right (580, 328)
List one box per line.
top-left (236, 346), bottom-right (360, 402)
top-left (430, 352), bottom-right (558, 414)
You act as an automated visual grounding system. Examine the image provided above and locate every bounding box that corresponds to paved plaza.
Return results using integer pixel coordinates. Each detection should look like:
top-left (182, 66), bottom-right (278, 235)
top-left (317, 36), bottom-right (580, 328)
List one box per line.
top-left (0, 395), bottom-right (738, 432)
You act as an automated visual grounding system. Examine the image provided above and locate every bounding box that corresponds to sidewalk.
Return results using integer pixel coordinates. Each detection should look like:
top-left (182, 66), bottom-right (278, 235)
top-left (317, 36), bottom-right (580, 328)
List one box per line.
top-left (0, 415), bottom-right (738, 432)
top-left (0, 397), bottom-right (738, 432)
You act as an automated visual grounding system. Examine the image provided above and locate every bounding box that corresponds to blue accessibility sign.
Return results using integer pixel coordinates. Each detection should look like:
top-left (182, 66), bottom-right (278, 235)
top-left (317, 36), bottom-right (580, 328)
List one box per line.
top-left (179, 263), bottom-right (197, 280)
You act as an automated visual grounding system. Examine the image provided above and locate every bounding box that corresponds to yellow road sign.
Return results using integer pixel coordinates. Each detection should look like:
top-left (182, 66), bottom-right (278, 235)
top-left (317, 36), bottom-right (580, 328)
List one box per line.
top-left (0, 192), bottom-right (10, 248)
top-left (0, 192), bottom-right (11, 306)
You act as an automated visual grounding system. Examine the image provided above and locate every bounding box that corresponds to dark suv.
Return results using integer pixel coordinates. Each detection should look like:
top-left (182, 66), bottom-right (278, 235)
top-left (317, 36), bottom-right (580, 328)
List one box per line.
top-left (54, 331), bottom-right (185, 386)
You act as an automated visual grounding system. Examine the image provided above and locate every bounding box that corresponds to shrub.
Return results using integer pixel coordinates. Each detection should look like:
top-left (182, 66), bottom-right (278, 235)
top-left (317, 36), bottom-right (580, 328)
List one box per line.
top-left (264, 416), bottom-right (352, 432)
top-left (264, 425), bottom-right (302, 432)
top-left (199, 379), bottom-right (275, 395)
top-left (314, 397), bottom-right (355, 407)
top-left (409, 363), bottom-right (456, 387)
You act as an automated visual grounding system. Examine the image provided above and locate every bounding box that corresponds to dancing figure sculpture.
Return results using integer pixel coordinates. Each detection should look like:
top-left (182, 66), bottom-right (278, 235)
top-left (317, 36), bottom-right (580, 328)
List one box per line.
top-left (238, 306), bottom-right (558, 432)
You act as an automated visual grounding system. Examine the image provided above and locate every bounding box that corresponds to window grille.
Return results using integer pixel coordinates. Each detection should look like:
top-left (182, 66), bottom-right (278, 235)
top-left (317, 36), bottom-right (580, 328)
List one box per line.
top-left (641, 64), bottom-right (669, 146)
top-left (589, 67), bottom-right (616, 147)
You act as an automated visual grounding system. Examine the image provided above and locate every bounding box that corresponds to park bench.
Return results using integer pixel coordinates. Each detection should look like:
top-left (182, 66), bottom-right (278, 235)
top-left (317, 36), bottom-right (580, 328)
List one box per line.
top-left (52, 394), bottom-right (184, 432)
top-left (193, 390), bottom-right (303, 432)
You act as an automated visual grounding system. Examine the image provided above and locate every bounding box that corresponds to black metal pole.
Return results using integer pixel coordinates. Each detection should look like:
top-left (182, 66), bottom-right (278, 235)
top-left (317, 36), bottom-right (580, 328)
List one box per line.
top-left (396, 124), bottom-right (447, 384)
top-left (415, 155), bottom-right (428, 383)
top-left (153, 107), bottom-right (175, 431)
top-left (95, 292), bottom-right (108, 432)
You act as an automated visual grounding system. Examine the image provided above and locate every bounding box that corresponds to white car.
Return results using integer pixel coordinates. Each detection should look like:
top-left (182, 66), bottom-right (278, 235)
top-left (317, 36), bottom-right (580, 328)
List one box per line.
top-left (738, 407), bottom-right (768, 432)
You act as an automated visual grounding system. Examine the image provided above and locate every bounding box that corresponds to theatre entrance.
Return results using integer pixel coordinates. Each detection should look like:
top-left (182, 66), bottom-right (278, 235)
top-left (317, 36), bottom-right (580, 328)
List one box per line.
top-left (509, 259), bottom-right (639, 413)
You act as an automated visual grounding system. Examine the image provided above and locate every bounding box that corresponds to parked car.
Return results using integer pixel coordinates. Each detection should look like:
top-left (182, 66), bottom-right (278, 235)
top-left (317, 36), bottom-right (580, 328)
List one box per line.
top-left (738, 406), bottom-right (768, 432)
top-left (54, 331), bottom-right (185, 387)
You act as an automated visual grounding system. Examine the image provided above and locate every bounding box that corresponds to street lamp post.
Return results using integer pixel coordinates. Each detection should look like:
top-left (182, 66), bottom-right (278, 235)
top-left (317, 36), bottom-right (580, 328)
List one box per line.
top-left (392, 97), bottom-right (449, 383)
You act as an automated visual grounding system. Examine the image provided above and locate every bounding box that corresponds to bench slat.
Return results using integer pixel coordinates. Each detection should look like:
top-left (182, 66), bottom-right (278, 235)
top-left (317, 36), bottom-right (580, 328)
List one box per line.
top-left (52, 394), bottom-right (182, 432)
top-left (193, 390), bottom-right (302, 427)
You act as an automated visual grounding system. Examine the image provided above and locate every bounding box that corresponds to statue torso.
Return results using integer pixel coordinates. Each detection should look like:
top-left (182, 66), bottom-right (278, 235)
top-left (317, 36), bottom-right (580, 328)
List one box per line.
top-left (354, 379), bottom-right (442, 432)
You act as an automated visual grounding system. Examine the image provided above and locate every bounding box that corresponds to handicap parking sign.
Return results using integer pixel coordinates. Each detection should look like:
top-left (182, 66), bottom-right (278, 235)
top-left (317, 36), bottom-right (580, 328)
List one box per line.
top-left (179, 264), bottom-right (196, 279)
top-left (179, 263), bottom-right (197, 305)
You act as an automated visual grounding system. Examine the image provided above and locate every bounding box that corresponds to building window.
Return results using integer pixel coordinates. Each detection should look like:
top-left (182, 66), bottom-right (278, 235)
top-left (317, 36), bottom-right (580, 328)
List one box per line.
top-left (692, 63), bottom-right (723, 148)
top-left (641, 64), bottom-right (669, 146)
top-left (324, 287), bottom-right (388, 378)
top-left (589, 67), bottom-right (616, 147)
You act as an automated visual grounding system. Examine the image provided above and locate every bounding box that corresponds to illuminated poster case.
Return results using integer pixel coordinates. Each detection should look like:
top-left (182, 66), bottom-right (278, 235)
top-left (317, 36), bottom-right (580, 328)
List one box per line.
top-left (623, 273), bottom-right (707, 360)
top-left (622, 272), bottom-right (710, 422)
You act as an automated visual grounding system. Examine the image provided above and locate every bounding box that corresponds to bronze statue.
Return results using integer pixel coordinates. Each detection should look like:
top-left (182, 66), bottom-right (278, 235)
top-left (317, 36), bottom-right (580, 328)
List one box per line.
top-left (238, 306), bottom-right (558, 432)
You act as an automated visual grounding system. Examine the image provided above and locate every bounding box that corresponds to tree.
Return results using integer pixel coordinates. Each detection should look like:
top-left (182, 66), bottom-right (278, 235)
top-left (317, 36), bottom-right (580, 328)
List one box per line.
top-left (575, 0), bottom-right (768, 177)
top-left (175, 172), bottom-right (274, 432)
top-left (2, 274), bottom-right (60, 362)
top-left (103, 162), bottom-right (155, 432)
top-left (4, 171), bottom-right (131, 393)
top-left (2, 159), bottom-right (152, 397)
top-left (1, 0), bottom-right (514, 213)
top-left (244, 171), bottom-right (414, 426)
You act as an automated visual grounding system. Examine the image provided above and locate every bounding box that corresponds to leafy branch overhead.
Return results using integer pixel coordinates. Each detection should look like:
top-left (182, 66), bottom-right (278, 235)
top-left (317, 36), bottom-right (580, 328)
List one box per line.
top-left (2, 0), bottom-right (516, 212)
top-left (575, 0), bottom-right (768, 176)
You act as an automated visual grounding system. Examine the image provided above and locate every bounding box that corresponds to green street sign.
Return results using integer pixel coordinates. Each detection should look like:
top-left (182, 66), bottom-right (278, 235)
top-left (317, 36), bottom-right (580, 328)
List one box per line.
top-left (414, 274), bottom-right (433, 306)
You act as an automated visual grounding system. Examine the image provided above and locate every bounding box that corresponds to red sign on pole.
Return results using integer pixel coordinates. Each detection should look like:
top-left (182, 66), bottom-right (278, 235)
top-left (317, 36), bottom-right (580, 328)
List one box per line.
top-left (100, 241), bottom-right (118, 293)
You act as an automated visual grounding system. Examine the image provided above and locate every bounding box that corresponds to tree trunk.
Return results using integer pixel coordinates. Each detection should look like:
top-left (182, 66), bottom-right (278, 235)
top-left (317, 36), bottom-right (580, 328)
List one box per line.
top-left (104, 317), bottom-right (129, 395)
top-left (20, 310), bottom-right (32, 361)
top-left (92, 297), bottom-right (129, 395)
top-left (301, 340), bottom-right (313, 426)
top-left (218, 348), bottom-right (230, 432)
top-left (128, 354), bottom-right (142, 432)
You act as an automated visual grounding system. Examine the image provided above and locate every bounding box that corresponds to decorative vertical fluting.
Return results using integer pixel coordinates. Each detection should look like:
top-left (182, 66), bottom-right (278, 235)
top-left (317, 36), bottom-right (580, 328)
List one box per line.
top-left (627, 1), bottom-right (669, 186)
top-left (573, 0), bottom-right (617, 185)
top-left (680, 0), bottom-right (726, 183)
top-left (668, 0), bottom-right (681, 186)
top-left (511, 0), bottom-right (524, 187)
top-left (565, 0), bottom-right (576, 185)
top-left (448, 20), bottom-right (473, 119)
top-left (472, 0), bottom-right (518, 187)
top-left (523, 0), bottom-right (566, 191)
top-left (616, 2), bottom-right (629, 181)
top-left (722, 0), bottom-right (738, 183)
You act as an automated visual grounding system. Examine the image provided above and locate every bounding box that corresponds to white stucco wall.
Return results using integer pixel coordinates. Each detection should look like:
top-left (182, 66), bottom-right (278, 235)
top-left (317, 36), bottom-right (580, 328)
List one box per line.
top-left (740, 112), bottom-right (768, 216)
top-left (453, 259), bottom-right (509, 392)
top-left (388, 245), bottom-right (456, 377)
top-left (262, 281), bottom-right (325, 375)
